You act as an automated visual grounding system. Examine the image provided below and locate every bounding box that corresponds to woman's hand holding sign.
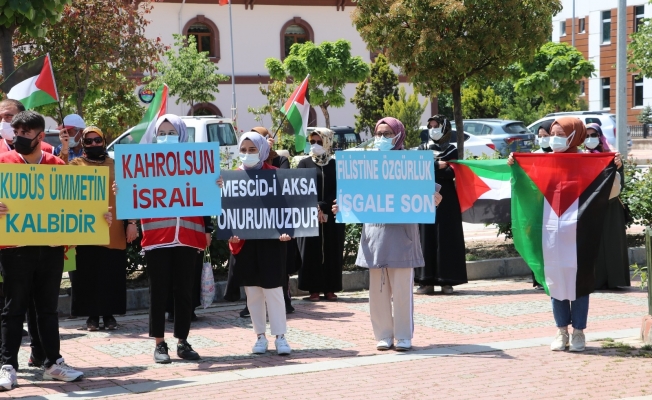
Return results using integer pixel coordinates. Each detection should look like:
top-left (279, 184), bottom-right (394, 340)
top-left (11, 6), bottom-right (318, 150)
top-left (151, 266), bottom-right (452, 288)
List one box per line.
top-left (0, 202), bottom-right (8, 219)
top-left (279, 234), bottom-right (291, 242)
top-left (104, 207), bottom-right (113, 227)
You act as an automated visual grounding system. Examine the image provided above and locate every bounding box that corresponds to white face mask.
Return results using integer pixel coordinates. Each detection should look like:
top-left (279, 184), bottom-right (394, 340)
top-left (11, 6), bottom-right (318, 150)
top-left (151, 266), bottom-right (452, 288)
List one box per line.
top-left (584, 137), bottom-right (599, 150)
top-left (550, 131), bottom-right (575, 153)
top-left (429, 128), bottom-right (443, 141)
top-left (539, 136), bottom-right (550, 149)
top-left (239, 153), bottom-right (260, 167)
top-left (310, 143), bottom-right (325, 155)
top-left (156, 135), bottom-right (179, 144)
top-left (0, 122), bottom-right (14, 141)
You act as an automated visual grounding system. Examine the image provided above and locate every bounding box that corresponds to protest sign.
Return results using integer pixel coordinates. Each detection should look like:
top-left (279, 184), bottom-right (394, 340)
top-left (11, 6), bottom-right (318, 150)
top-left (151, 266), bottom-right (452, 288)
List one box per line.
top-left (114, 143), bottom-right (221, 219)
top-left (215, 169), bottom-right (319, 240)
top-left (0, 164), bottom-right (110, 245)
top-left (335, 151), bottom-right (436, 223)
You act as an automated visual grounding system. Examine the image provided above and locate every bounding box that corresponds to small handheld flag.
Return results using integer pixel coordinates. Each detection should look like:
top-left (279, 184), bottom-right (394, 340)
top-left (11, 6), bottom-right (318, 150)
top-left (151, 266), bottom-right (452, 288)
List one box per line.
top-left (280, 75), bottom-right (310, 152)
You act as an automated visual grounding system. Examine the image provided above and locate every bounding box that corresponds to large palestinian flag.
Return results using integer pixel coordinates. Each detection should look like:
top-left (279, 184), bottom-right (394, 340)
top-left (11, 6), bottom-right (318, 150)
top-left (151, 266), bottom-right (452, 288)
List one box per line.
top-left (450, 159), bottom-right (511, 224)
top-left (0, 54), bottom-right (58, 109)
top-left (281, 75), bottom-right (310, 152)
top-left (511, 153), bottom-right (617, 301)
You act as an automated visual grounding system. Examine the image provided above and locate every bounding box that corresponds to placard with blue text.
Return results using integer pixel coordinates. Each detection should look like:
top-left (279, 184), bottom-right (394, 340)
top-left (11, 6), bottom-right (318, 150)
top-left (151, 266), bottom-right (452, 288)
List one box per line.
top-left (0, 164), bottom-right (110, 245)
top-left (335, 151), bottom-right (436, 223)
top-left (115, 143), bottom-right (221, 219)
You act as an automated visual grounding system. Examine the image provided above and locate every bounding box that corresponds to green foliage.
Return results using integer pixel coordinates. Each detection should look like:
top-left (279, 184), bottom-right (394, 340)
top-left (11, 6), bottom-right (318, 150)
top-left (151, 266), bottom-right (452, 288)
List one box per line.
top-left (500, 94), bottom-right (547, 126)
top-left (83, 86), bottom-right (143, 143)
top-left (247, 80), bottom-right (294, 134)
top-left (629, 6), bottom-right (652, 79)
top-left (461, 85), bottom-right (503, 119)
top-left (265, 39), bottom-right (370, 128)
top-left (343, 223), bottom-right (362, 266)
top-left (383, 87), bottom-right (427, 148)
top-left (620, 157), bottom-right (647, 228)
top-left (638, 105), bottom-right (652, 124)
top-left (630, 263), bottom-right (648, 290)
top-left (148, 34), bottom-right (229, 114)
top-left (513, 42), bottom-right (595, 112)
top-left (351, 54), bottom-right (399, 136)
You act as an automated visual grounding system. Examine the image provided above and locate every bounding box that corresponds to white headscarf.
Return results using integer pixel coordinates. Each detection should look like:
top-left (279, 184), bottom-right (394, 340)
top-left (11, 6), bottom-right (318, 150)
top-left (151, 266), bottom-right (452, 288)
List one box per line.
top-left (238, 132), bottom-right (270, 170)
top-left (155, 114), bottom-right (188, 143)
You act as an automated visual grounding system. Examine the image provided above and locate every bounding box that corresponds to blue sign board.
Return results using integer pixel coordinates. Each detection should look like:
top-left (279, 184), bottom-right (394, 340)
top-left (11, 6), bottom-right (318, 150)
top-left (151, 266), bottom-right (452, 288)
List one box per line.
top-left (335, 151), bottom-right (436, 223)
top-left (114, 143), bottom-right (221, 219)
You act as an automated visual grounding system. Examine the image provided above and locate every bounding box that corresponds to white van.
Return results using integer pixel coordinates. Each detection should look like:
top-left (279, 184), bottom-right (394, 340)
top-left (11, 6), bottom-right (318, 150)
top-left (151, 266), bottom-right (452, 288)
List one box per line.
top-left (107, 115), bottom-right (239, 167)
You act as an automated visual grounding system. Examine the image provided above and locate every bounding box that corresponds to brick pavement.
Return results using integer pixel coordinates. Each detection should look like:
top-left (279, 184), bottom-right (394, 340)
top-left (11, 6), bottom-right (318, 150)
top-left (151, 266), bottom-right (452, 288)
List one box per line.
top-left (2, 278), bottom-right (650, 399)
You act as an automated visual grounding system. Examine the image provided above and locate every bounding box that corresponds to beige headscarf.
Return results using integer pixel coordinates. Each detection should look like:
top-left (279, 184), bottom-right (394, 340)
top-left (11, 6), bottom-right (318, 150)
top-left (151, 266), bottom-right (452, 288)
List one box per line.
top-left (309, 128), bottom-right (333, 166)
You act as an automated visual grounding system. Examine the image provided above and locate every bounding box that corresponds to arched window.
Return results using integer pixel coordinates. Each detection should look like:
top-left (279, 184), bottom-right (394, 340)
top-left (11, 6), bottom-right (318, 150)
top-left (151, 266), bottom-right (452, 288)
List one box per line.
top-left (183, 15), bottom-right (220, 62)
top-left (280, 17), bottom-right (314, 59)
top-left (189, 103), bottom-right (223, 117)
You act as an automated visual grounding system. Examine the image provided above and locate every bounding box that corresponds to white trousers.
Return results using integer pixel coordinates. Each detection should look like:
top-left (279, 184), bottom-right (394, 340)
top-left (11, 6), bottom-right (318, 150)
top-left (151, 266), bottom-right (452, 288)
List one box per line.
top-left (245, 286), bottom-right (287, 336)
top-left (368, 268), bottom-right (414, 340)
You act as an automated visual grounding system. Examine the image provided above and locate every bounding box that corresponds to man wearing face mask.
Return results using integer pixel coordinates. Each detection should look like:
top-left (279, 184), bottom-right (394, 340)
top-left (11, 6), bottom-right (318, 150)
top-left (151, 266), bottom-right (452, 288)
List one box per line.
top-left (54, 114), bottom-right (86, 163)
top-left (0, 100), bottom-right (53, 155)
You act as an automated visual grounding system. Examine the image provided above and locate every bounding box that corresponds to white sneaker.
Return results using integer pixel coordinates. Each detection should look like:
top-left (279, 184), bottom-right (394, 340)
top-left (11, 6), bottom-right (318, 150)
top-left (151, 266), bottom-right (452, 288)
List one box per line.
top-left (415, 285), bottom-right (435, 295)
top-left (442, 286), bottom-right (454, 294)
top-left (274, 335), bottom-right (292, 355)
top-left (0, 365), bottom-right (17, 391)
top-left (376, 337), bottom-right (393, 350)
top-left (43, 358), bottom-right (83, 382)
top-left (252, 334), bottom-right (268, 354)
top-left (550, 328), bottom-right (569, 351)
top-left (569, 329), bottom-right (586, 352)
top-left (395, 339), bottom-right (411, 351)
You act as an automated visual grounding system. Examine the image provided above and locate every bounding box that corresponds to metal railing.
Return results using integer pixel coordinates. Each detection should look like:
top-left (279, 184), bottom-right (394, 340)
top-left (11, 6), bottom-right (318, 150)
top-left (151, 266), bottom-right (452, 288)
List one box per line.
top-left (629, 124), bottom-right (652, 138)
top-left (332, 138), bottom-right (363, 151)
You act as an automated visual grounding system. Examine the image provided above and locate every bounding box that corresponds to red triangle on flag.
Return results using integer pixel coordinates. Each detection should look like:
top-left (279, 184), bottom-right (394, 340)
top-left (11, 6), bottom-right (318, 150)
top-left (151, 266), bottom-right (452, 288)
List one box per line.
top-left (34, 54), bottom-right (58, 101)
top-left (450, 163), bottom-right (491, 213)
top-left (514, 153), bottom-right (614, 216)
top-left (283, 77), bottom-right (308, 111)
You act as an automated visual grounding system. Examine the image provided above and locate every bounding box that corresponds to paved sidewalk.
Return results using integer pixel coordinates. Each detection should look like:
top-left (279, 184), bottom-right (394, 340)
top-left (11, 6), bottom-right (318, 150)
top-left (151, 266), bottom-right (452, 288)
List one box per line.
top-left (5, 278), bottom-right (652, 399)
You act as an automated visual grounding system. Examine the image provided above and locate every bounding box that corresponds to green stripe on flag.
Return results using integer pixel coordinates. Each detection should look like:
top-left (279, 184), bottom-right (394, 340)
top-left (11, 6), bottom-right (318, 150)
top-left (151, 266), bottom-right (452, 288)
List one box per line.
top-left (511, 163), bottom-right (547, 294)
top-left (453, 159), bottom-right (510, 180)
top-left (130, 86), bottom-right (166, 144)
top-left (21, 90), bottom-right (57, 110)
top-left (286, 103), bottom-right (305, 152)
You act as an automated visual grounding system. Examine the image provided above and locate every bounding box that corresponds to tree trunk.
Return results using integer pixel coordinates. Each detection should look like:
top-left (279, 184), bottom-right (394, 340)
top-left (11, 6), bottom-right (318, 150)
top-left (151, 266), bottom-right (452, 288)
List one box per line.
top-left (320, 104), bottom-right (330, 128)
top-left (190, 101), bottom-right (194, 116)
top-left (451, 82), bottom-right (465, 158)
top-left (0, 25), bottom-right (16, 79)
top-left (76, 93), bottom-right (84, 117)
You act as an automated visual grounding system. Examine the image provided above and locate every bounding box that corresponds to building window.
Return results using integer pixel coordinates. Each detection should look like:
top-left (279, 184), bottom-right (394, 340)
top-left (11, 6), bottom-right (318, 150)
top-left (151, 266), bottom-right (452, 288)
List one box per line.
top-left (636, 5), bottom-right (645, 32)
top-left (634, 76), bottom-right (644, 107)
top-left (188, 24), bottom-right (213, 56)
top-left (182, 15), bottom-right (220, 62)
top-left (280, 17), bottom-right (314, 59)
top-left (602, 78), bottom-right (611, 109)
top-left (602, 10), bottom-right (611, 43)
top-left (579, 80), bottom-right (586, 96)
top-left (560, 21), bottom-right (567, 36)
top-left (578, 18), bottom-right (586, 33)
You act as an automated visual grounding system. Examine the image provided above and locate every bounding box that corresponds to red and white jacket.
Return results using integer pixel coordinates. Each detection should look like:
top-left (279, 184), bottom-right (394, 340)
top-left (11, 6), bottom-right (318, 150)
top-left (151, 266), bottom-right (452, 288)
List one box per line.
top-left (140, 217), bottom-right (209, 251)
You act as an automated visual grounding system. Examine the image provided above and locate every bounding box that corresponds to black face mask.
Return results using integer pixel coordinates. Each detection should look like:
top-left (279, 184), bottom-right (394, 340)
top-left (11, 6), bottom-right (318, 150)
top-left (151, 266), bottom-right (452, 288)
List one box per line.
top-left (83, 145), bottom-right (106, 160)
top-left (542, 147), bottom-right (553, 153)
top-left (14, 135), bottom-right (39, 155)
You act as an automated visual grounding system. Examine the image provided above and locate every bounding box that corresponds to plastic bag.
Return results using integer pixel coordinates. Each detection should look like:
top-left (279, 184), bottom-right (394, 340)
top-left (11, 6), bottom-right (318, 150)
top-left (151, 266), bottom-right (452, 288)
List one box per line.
top-left (200, 249), bottom-right (215, 309)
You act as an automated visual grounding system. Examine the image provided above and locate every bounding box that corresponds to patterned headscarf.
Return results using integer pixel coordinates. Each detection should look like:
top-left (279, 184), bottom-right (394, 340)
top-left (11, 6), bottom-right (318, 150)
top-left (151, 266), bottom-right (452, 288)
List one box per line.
top-left (375, 117), bottom-right (406, 150)
top-left (309, 128), bottom-right (333, 166)
top-left (585, 123), bottom-right (611, 153)
top-left (550, 117), bottom-right (586, 149)
top-left (155, 114), bottom-right (188, 143)
top-left (238, 131), bottom-right (270, 170)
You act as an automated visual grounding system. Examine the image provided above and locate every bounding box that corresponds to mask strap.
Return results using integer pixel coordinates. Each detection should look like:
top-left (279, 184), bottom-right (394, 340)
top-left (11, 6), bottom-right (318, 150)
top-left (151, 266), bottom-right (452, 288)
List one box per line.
top-left (566, 130), bottom-right (575, 146)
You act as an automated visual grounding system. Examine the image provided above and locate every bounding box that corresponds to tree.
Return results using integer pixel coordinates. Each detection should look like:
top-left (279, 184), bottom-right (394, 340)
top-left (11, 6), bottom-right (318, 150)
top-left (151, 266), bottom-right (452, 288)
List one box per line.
top-left (500, 94), bottom-right (547, 126)
top-left (383, 86), bottom-right (427, 148)
top-left (513, 42), bottom-right (595, 112)
top-left (13, 0), bottom-right (164, 118)
top-left (247, 80), bottom-right (294, 135)
top-left (461, 84), bottom-right (503, 119)
top-left (266, 39), bottom-right (370, 128)
top-left (638, 104), bottom-right (652, 125)
top-left (352, 0), bottom-right (562, 157)
top-left (0, 0), bottom-right (70, 78)
top-left (148, 34), bottom-right (228, 116)
top-left (350, 54), bottom-right (399, 136)
top-left (629, 3), bottom-right (652, 79)
top-left (84, 88), bottom-right (144, 142)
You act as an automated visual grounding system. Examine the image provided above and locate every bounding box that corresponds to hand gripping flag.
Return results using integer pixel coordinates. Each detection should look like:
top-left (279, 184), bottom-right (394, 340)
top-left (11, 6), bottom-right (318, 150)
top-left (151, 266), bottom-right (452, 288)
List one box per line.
top-left (511, 153), bottom-right (617, 301)
top-left (129, 85), bottom-right (168, 144)
top-left (281, 76), bottom-right (310, 152)
top-left (0, 54), bottom-right (59, 109)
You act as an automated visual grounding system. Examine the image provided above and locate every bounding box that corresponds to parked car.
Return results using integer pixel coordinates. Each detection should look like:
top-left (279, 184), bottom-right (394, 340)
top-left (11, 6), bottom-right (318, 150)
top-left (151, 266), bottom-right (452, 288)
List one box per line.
top-left (528, 112), bottom-right (632, 149)
top-left (43, 129), bottom-right (62, 148)
top-left (107, 115), bottom-right (238, 167)
top-left (307, 126), bottom-right (361, 151)
top-left (451, 119), bottom-right (535, 156)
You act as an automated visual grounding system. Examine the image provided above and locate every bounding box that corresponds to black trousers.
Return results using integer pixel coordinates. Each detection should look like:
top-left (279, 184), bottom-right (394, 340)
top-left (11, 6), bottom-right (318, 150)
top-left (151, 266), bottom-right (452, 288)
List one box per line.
top-left (146, 246), bottom-right (198, 339)
top-left (0, 246), bottom-right (64, 369)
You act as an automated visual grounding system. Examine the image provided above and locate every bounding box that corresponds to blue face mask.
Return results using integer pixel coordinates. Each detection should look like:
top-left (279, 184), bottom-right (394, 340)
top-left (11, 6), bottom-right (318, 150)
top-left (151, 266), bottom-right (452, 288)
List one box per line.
top-left (157, 135), bottom-right (179, 144)
top-left (374, 136), bottom-right (394, 151)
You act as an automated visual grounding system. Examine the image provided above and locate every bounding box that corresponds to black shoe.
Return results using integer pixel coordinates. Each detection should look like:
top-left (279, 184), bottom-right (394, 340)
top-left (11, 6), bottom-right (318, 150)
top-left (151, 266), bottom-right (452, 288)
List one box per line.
top-left (28, 353), bottom-right (43, 368)
top-left (154, 342), bottom-right (171, 364)
top-left (22, 329), bottom-right (28, 337)
top-left (285, 299), bottom-right (295, 314)
top-left (190, 312), bottom-right (198, 322)
top-left (167, 312), bottom-right (174, 322)
top-left (177, 340), bottom-right (200, 360)
top-left (239, 306), bottom-right (250, 318)
top-left (103, 316), bottom-right (117, 330)
top-left (86, 317), bottom-right (100, 331)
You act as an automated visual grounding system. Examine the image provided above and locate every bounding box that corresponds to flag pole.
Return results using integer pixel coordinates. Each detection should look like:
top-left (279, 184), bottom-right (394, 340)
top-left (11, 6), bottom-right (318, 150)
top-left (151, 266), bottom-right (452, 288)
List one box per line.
top-left (227, 0), bottom-right (237, 125)
top-left (272, 74), bottom-right (309, 139)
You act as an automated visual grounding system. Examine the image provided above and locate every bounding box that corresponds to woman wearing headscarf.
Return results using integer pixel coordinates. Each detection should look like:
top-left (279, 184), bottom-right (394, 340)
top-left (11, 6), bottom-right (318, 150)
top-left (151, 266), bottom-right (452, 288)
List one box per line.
top-left (414, 115), bottom-right (467, 295)
top-left (535, 120), bottom-right (553, 153)
top-left (69, 127), bottom-right (137, 331)
top-left (226, 132), bottom-right (292, 355)
top-left (296, 128), bottom-right (345, 301)
top-left (114, 114), bottom-right (214, 363)
top-left (584, 123), bottom-right (630, 290)
top-left (334, 117), bottom-right (442, 352)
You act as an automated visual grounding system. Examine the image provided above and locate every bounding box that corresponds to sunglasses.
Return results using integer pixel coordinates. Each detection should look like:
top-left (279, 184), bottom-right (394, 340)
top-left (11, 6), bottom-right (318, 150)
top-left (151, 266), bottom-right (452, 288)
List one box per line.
top-left (83, 137), bottom-right (103, 145)
top-left (309, 140), bottom-right (323, 146)
top-left (587, 132), bottom-right (600, 138)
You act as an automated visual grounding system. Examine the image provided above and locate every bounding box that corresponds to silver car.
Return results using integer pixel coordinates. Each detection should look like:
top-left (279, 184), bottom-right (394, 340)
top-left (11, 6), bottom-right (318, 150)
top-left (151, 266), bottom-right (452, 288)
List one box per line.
top-left (452, 119), bottom-right (535, 156)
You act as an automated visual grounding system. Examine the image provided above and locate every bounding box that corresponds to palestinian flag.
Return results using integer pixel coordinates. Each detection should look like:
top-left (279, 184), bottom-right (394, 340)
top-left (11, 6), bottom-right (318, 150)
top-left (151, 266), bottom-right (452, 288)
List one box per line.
top-left (281, 75), bottom-right (310, 152)
top-left (0, 54), bottom-right (58, 109)
top-left (129, 85), bottom-right (168, 144)
top-left (511, 153), bottom-right (617, 301)
top-left (450, 159), bottom-right (511, 224)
